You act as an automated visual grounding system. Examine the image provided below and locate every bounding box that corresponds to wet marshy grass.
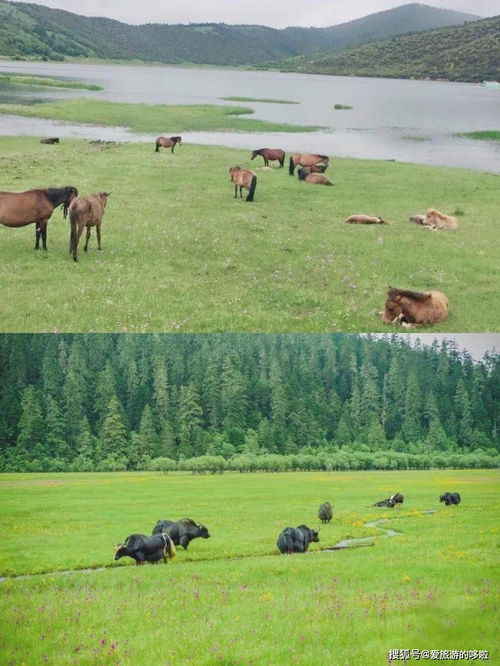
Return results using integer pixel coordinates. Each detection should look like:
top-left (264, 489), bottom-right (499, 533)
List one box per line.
top-left (0, 470), bottom-right (498, 664)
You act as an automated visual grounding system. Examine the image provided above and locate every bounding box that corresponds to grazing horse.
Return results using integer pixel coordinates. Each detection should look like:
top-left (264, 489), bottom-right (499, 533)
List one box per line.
top-left (297, 168), bottom-right (332, 186)
top-left (251, 148), bottom-right (285, 168)
top-left (289, 153), bottom-right (328, 176)
top-left (155, 136), bottom-right (182, 153)
top-left (0, 186), bottom-right (78, 250)
top-left (383, 288), bottom-right (449, 327)
top-left (345, 214), bottom-right (388, 225)
top-left (229, 166), bottom-right (257, 202)
top-left (425, 208), bottom-right (458, 230)
top-left (69, 191), bottom-right (110, 262)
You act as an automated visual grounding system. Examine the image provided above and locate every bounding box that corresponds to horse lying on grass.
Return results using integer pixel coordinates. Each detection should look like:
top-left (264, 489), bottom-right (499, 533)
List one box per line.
top-left (297, 168), bottom-right (332, 186)
top-left (69, 191), bottom-right (110, 262)
top-left (383, 288), bottom-right (449, 327)
top-left (425, 208), bottom-right (458, 230)
top-left (289, 153), bottom-right (329, 176)
top-left (345, 214), bottom-right (387, 224)
top-left (0, 186), bottom-right (78, 250)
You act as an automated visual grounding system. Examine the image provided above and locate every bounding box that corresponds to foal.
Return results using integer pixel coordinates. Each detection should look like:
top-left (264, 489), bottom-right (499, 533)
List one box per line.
top-left (69, 191), bottom-right (110, 262)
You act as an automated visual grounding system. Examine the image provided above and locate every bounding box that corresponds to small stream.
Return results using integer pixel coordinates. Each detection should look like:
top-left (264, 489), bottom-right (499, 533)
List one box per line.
top-left (0, 510), bottom-right (436, 583)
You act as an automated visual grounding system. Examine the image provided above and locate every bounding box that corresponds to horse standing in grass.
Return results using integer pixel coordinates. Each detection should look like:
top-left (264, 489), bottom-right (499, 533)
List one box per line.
top-left (0, 186), bottom-right (78, 250)
top-left (155, 136), bottom-right (182, 153)
top-left (289, 153), bottom-right (329, 176)
top-left (251, 148), bottom-right (285, 168)
top-left (229, 166), bottom-right (257, 202)
top-left (69, 191), bottom-right (110, 262)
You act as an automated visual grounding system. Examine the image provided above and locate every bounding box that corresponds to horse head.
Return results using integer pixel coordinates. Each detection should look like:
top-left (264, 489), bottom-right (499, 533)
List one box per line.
top-left (62, 186), bottom-right (78, 218)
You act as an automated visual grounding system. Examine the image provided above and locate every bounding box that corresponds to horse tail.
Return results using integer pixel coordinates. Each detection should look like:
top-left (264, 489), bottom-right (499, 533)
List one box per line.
top-left (246, 175), bottom-right (257, 202)
top-left (69, 207), bottom-right (78, 262)
top-left (289, 156), bottom-right (295, 176)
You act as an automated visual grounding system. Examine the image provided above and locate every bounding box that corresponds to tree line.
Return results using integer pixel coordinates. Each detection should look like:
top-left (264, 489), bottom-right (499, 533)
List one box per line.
top-left (0, 334), bottom-right (498, 473)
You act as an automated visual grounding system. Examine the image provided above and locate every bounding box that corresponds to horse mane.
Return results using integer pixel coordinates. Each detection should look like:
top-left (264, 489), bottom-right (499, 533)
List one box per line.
top-left (317, 155), bottom-right (328, 161)
top-left (388, 288), bottom-right (430, 302)
top-left (45, 186), bottom-right (78, 218)
top-left (426, 208), bottom-right (446, 220)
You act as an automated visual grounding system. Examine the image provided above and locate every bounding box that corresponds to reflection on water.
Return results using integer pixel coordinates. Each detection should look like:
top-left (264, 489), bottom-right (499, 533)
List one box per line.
top-left (0, 60), bottom-right (499, 173)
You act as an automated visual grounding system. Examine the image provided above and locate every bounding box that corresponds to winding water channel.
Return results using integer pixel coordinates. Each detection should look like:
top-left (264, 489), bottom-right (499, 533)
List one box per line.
top-left (0, 510), bottom-right (436, 583)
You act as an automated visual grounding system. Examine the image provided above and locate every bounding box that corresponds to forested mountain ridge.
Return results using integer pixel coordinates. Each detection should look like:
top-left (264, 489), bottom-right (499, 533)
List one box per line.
top-left (0, 335), bottom-right (498, 473)
top-left (0, 1), bottom-right (480, 65)
top-left (273, 15), bottom-right (500, 82)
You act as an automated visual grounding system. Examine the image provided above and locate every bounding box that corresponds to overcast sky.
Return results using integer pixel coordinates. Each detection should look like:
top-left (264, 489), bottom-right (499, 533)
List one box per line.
top-left (370, 334), bottom-right (499, 361)
top-left (15, 0), bottom-right (500, 27)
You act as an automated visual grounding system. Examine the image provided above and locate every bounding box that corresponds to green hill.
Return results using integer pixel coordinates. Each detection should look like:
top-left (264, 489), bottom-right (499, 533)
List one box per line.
top-left (0, 1), bottom-right (481, 66)
top-left (274, 16), bottom-right (500, 82)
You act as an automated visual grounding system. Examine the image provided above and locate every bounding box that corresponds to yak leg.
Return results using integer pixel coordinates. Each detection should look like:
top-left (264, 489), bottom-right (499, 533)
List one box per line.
top-left (96, 224), bottom-right (102, 251)
top-left (84, 225), bottom-right (91, 252)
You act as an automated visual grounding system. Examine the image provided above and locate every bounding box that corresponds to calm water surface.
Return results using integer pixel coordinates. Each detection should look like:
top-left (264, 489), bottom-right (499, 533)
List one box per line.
top-left (1, 60), bottom-right (499, 172)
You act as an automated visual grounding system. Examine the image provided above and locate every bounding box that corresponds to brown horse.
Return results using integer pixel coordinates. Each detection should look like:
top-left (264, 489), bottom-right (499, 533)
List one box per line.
top-left (425, 208), bottom-right (458, 230)
top-left (297, 168), bottom-right (332, 186)
top-left (0, 186), bottom-right (78, 250)
top-left (229, 167), bottom-right (257, 202)
top-left (251, 148), bottom-right (285, 168)
top-left (289, 153), bottom-right (329, 176)
top-left (383, 288), bottom-right (449, 327)
top-left (345, 214), bottom-right (388, 224)
top-left (298, 164), bottom-right (328, 174)
top-left (155, 136), bottom-right (182, 153)
top-left (69, 191), bottom-right (110, 262)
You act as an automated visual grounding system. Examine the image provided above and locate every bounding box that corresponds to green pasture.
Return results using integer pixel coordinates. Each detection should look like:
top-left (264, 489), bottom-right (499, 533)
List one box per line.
top-left (0, 98), bottom-right (320, 133)
top-left (0, 136), bottom-right (499, 333)
top-left (0, 470), bottom-right (498, 665)
top-left (0, 73), bottom-right (102, 91)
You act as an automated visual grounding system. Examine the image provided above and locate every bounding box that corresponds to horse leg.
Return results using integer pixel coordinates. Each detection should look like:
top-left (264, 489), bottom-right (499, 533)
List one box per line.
top-left (84, 225), bottom-right (91, 252)
top-left (234, 185), bottom-right (238, 198)
top-left (264, 158), bottom-right (268, 167)
top-left (239, 186), bottom-right (243, 198)
top-left (96, 224), bottom-right (102, 251)
top-left (171, 145), bottom-right (175, 153)
top-left (34, 223), bottom-right (41, 250)
top-left (41, 220), bottom-right (48, 251)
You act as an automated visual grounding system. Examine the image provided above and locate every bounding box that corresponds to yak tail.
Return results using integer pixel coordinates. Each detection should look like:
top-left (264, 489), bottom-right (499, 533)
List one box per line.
top-left (289, 156), bottom-right (295, 175)
top-left (277, 532), bottom-right (293, 554)
top-left (163, 533), bottom-right (176, 561)
top-left (246, 175), bottom-right (257, 202)
top-left (69, 208), bottom-right (78, 262)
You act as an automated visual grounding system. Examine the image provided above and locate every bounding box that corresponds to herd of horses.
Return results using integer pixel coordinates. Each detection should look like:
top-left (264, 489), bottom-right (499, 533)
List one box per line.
top-left (0, 137), bottom-right (458, 323)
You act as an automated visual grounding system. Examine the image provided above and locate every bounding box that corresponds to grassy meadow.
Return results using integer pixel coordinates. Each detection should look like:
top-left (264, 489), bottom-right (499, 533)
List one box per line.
top-left (0, 470), bottom-right (498, 665)
top-left (0, 73), bottom-right (103, 91)
top-left (0, 98), bottom-right (321, 133)
top-left (0, 136), bottom-right (499, 332)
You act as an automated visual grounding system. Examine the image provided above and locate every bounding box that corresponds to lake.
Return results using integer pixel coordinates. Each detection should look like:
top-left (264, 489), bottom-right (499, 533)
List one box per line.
top-left (1, 60), bottom-right (499, 173)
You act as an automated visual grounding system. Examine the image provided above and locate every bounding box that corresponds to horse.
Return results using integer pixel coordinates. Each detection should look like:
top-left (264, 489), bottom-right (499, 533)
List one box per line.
top-left (69, 191), bottom-right (110, 262)
top-left (298, 164), bottom-right (328, 174)
top-left (297, 168), bottom-right (332, 186)
top-left (155, 136), bottom-right (182, 153)
top-left (40, 137), bottom-right (59, 145)
top-left (0, 186), bottom-right (78, 250)
top-left (409, 214), bottom-right (427, 225)
top-left (251, 148), bottom-right (285, 168)
top-left (289, 153), bottom-right (329, 176)
top-left (229, 166), bottom-right (257, 202)
top-left (345, 214), bottom-right (388, 224)
top-left (425, 208), bottom-right (458, 230)
top-left (383, 288), bottom-right (449, 327)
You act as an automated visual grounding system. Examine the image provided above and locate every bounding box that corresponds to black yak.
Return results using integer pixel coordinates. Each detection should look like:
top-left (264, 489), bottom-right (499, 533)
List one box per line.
top-left (391, 493), bottom-right (404, 507)
top-left (318, 501), bottom-right (333, 524)
top-left (277, 525), bottom-right (319, 554)
top-left (373, 497), bottom-right (396, 508)
top-left (152, 518), bottom-right (210, 550)
top-left (440, 492), bottom-right (461, 506)
top-left (114, 533), bottom-right (176, 565)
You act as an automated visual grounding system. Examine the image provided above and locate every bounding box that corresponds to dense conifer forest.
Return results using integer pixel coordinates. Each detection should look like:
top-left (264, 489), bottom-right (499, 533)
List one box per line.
top-left (0, 334), bottom-right (498, 473)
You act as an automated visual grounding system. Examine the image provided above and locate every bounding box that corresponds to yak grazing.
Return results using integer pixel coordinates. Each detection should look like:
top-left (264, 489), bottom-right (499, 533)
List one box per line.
top-left (153, 518), bottom-right (210, 550)
top-left (383, 288), bottom-right (449, 327)
top-left (440, 492), bottom-right (461, 506)
top-left (277, 525), bottom-right (319, 554)
top-left (318, 502), bottom-right (333, 524)
top-left (114, 533), bottom-right (176, 565)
